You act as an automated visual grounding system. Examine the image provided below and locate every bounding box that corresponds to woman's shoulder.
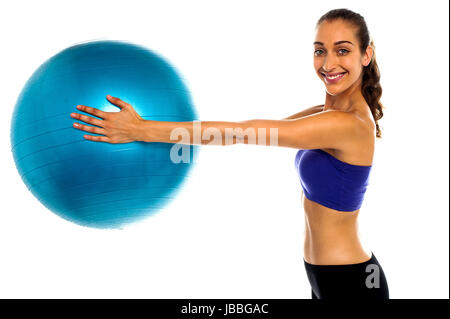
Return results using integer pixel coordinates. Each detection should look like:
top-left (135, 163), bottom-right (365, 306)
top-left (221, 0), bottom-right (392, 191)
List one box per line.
top-left (335, 105), bottom-right (376, 166)
top-left (346, 102), bottom-right (376, 135)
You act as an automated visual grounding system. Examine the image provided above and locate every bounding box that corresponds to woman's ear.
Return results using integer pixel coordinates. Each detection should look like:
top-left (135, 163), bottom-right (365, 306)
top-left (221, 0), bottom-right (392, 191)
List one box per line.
top-left (363, 44), bottom-right (374, 67)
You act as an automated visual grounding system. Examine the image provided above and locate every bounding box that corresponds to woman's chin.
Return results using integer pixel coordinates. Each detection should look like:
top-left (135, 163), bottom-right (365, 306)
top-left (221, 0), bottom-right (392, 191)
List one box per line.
top-left (325, 87), bottom-right (343, 96)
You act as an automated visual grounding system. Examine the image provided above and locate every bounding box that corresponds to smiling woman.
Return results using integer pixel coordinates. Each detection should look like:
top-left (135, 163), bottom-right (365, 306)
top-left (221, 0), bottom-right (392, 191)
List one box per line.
top-left (313, 12), bottom-right (384, 137)
top-left (68, 8), bottom-right (388, 299)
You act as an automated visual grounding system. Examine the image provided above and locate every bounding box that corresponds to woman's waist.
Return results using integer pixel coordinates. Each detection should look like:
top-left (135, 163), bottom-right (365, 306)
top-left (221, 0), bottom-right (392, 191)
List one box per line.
top-left (303, 237), bottom-right (371, 265)
top-left (304, 228), bottom-right (361, 246)
top-left (303, 248), bottom-right (372, 265)
top-left (301, 195), bottom-right (370, 264)
top-left (303, 212), bottom-right (361, 246)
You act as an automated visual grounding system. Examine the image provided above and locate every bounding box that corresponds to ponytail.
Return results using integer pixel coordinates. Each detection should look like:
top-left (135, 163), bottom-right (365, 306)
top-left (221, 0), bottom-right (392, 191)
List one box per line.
top-left (362, 41), bottom-right (384, 138)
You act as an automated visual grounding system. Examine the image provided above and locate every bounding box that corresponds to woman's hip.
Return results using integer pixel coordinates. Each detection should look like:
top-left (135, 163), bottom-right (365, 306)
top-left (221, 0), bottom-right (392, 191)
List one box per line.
top-left (304, 252), bottom-right (390, 300)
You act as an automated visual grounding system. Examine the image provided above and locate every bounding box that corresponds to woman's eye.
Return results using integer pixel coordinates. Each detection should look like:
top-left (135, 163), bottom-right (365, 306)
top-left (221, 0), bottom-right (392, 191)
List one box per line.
top-left (338, 49), bottom-right (349, 55)
top-left (314, 49), bottom-right (324, 56)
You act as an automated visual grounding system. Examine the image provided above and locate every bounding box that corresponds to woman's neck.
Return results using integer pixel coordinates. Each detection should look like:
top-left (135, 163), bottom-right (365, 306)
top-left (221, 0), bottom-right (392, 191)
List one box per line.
top-left (323, 78), bottom-right (366, 112)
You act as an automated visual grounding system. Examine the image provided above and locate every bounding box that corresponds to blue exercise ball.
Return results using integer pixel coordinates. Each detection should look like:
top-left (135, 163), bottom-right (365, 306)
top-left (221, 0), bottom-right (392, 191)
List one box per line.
top-left (10, 40), bottom-right (198, 229)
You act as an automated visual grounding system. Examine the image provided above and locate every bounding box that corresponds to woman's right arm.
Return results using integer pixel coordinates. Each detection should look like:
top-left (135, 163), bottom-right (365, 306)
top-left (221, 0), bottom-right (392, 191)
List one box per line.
top-left (73, 97), bottom-right (362, 150)
top-left (283, 104), bottom-right (324, 120)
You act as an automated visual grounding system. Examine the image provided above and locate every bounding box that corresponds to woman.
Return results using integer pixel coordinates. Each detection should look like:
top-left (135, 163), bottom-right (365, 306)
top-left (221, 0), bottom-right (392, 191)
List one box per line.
top-left (70, 8), bottom-right (389, 299)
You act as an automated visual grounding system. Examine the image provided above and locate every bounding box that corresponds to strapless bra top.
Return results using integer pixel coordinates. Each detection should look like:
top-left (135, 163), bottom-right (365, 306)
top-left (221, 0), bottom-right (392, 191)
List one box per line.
top-left (295, 149), bottom-right (372, 212)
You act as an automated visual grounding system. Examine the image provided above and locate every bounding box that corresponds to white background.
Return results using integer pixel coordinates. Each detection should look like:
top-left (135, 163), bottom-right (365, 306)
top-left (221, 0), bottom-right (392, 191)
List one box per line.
top-left (0, 0), bottom-right (448, 299)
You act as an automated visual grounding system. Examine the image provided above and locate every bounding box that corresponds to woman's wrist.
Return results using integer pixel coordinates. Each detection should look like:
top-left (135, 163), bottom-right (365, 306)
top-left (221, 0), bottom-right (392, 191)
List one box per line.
top-left (135, 120), bottom-right (196, 144)
top-left (135, 119), bottom-right (153, 142)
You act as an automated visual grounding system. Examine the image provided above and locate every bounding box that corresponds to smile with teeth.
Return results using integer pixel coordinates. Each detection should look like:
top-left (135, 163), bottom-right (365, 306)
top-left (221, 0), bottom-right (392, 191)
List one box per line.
top-left (322, 72), bottom-right (346, 80)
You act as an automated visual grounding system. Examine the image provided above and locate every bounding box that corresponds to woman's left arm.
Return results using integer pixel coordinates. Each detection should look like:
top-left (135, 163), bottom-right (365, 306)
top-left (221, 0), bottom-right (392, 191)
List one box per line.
top-left (71, 96), bottom-right (367, 150)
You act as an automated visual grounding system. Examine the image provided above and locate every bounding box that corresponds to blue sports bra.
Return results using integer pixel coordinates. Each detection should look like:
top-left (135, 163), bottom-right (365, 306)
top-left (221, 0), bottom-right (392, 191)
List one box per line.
top-left (295, 149), bottom-right (372, 212)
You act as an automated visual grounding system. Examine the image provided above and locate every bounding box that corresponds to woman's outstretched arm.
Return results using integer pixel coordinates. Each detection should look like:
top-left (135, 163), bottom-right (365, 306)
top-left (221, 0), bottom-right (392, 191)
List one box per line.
top-left (71, 96), bottom-right (367, 150)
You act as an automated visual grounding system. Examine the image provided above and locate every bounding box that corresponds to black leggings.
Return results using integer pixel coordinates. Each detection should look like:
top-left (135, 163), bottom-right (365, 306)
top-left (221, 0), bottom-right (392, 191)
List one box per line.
top-left (304, 252), bottom-right (389, 300)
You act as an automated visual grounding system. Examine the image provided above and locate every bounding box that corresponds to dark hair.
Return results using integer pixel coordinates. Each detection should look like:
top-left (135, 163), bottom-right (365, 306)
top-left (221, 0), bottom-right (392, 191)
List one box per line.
top-left (317, 8), bottom-right (384, 138)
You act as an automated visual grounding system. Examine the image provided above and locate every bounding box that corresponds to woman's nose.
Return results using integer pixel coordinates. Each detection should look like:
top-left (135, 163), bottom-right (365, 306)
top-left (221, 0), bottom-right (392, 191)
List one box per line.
top-left (323, 55), bottom-right (338, 72)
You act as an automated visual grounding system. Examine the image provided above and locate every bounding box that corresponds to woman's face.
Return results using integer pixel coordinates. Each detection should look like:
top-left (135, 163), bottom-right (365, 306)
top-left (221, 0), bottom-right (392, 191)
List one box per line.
top-left (314, 19), bottom-right (372, 96)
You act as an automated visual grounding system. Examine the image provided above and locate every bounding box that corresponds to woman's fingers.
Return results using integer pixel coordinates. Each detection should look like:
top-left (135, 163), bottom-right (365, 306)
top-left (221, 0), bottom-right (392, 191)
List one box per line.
top-left (73, 122), bottom-right (111, 143)
top-left (73, 122), bottom-right (107, 135)
top-left (106, 95), bottom-right (130, 109)
top-left (76, 104), bottom-right (108, 119)
top-left (71, 112), bottom-right (104, 127)
top-left (83, 134), bottom-right (111, 143)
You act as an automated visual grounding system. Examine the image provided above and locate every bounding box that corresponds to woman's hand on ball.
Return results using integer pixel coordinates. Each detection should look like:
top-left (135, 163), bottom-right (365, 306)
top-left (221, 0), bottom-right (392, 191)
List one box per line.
top-left (71, 95), bottom-right (144, 143)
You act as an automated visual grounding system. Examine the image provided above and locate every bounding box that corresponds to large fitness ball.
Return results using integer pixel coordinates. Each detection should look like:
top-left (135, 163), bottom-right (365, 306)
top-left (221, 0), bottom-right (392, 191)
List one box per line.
top-left (10, 40), bottom-right (198, 229)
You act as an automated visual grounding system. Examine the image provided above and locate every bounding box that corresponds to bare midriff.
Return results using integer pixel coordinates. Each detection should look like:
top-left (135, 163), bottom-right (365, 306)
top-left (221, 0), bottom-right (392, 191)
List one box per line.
top-left (302, 194), bottom-right (372, 265)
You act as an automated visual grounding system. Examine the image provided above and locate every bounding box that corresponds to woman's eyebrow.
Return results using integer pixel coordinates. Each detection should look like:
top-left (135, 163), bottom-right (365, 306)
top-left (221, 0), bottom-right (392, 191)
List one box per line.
top-left (313, 40), bottom-right (354, 46)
